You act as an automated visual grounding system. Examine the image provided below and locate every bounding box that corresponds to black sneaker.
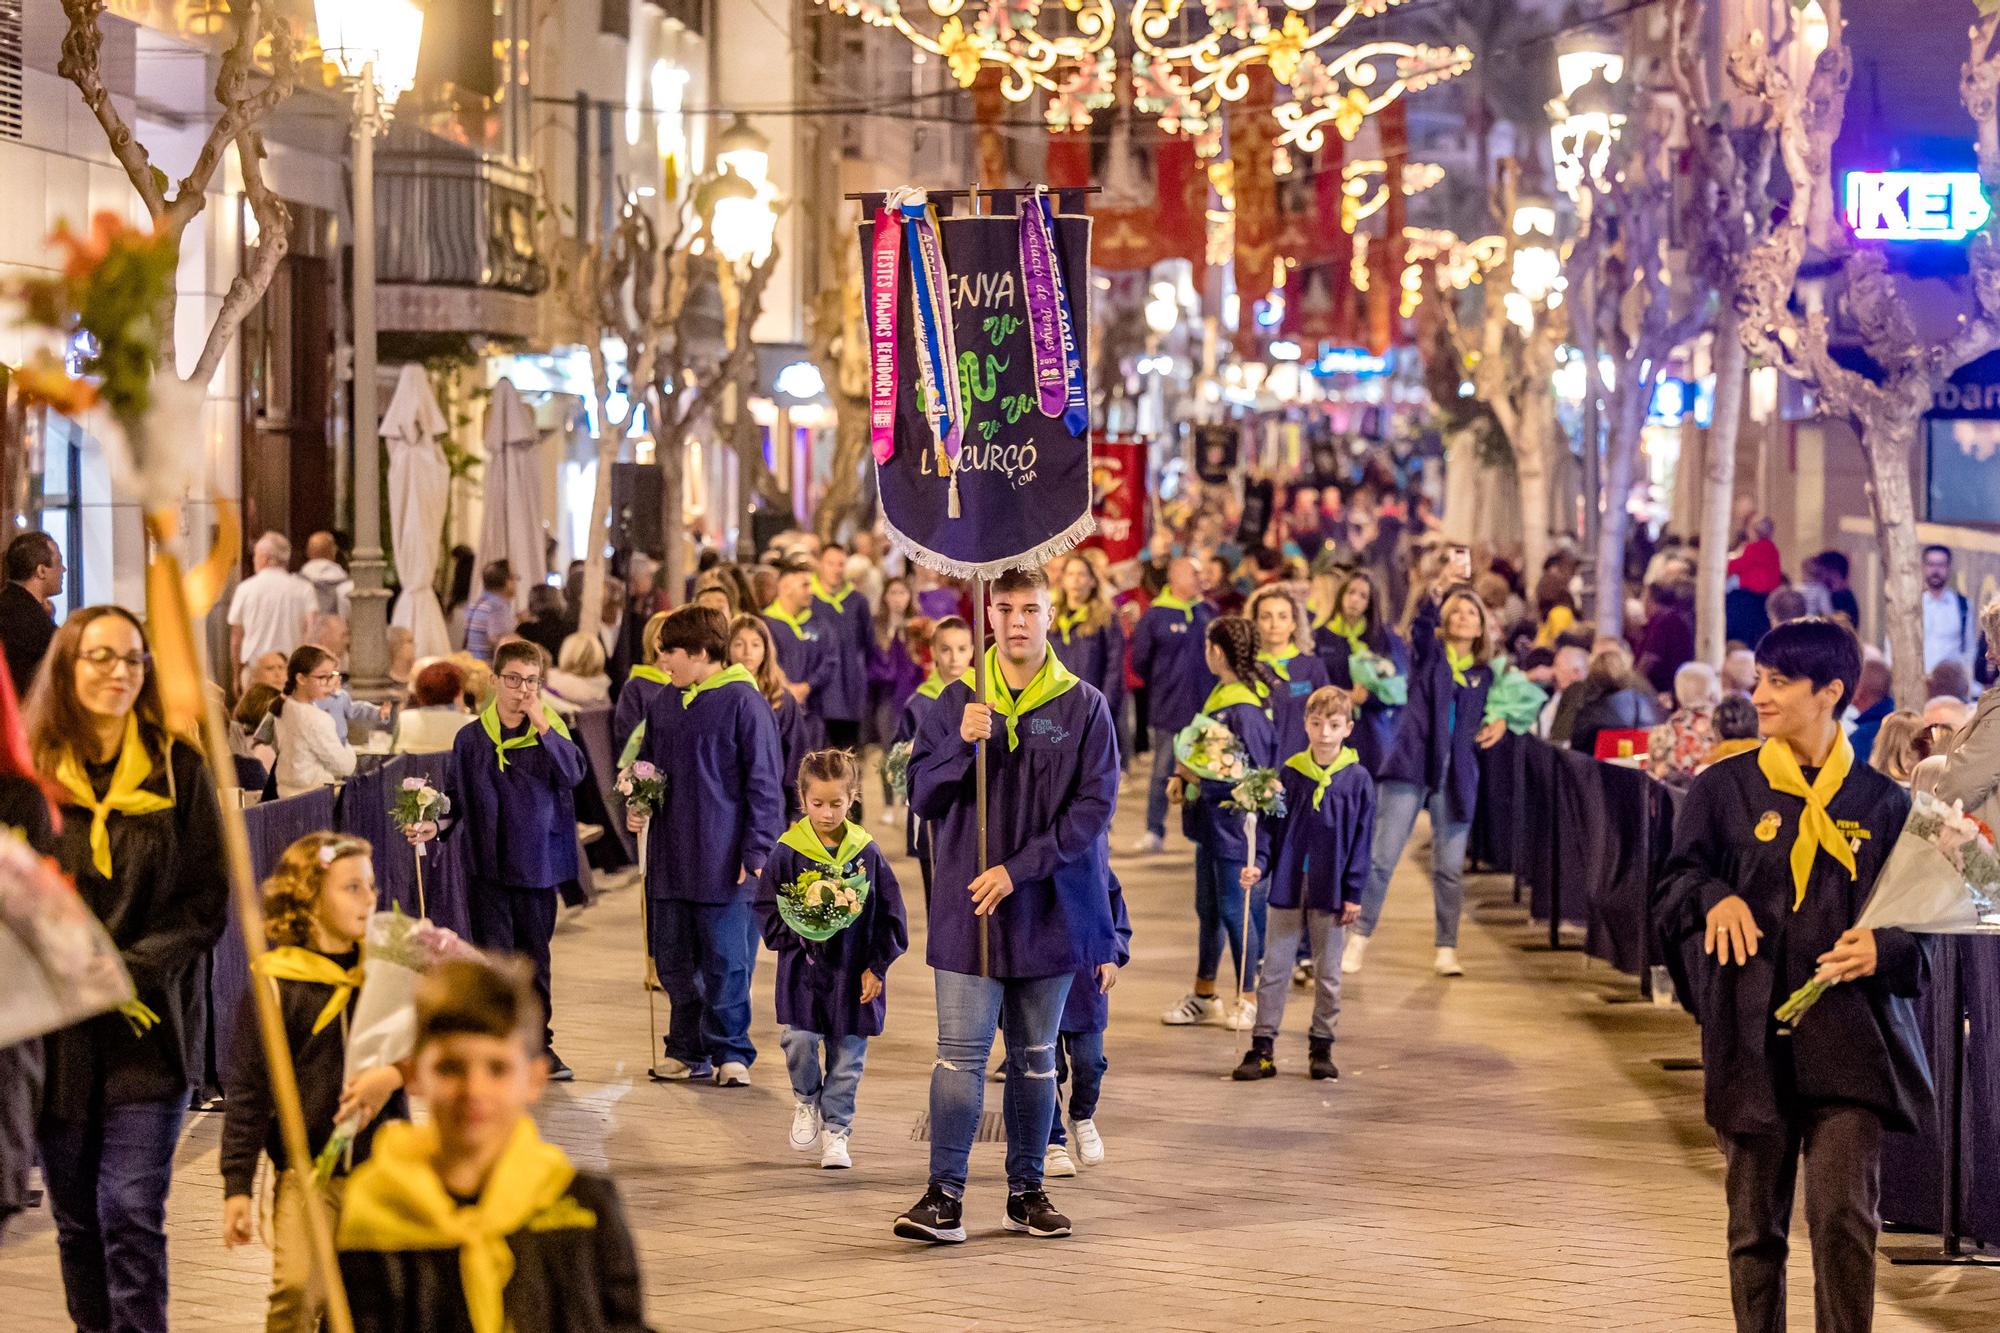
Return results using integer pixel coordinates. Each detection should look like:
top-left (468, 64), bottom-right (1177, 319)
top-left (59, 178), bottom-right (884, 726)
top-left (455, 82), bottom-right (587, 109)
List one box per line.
top-left (1004, 1189), bottom-right (1072, 1238)
top-left (1308, 1038), bottom-right (1338, 1082)
top-left (545, 1051), bottom-right (575, 1082)
top-left (1232, 1036), bottom-right (1276, 1081)
top-left (894, 1185), bottom-right (966, 1244)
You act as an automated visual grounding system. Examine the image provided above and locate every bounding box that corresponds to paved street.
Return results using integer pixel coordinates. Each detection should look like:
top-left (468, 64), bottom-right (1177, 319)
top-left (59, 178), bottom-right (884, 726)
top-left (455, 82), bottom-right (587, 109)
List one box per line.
top-left (3, 774), bottom-right (1996, 1331)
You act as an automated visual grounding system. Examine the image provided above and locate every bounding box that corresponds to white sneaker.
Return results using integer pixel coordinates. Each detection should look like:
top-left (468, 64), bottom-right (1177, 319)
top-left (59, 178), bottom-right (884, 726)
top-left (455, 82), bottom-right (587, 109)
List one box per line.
top-left (1223, 997), bottom-right (1256, 1031)
top-left (789, 1100), bottom-right (823, 1151)
top-left (1341, 932), bottom-right (1370, 975)
top-left (878, 808), bottom-right (901, 829)
top-left (1044, 1142), bottom-right (1078, 1178)
top-left (715, 1060), bottom-right (751, 1087)
top-left (1160, 993), bottom-right (1221, 1026)
top-left (1072, 1118), bottom-right (1104, 1165)
top-left (819, 1129), bottom-right (852, 1169)
top-left (1291, 959), bottom-right (1315, 988)
top-left (648, 1056), bottom-right (700, 1081)
top-left (1434, 947), bottom-right (1464, 977)
top-left (1130, 831), bottom-right (1165, 854)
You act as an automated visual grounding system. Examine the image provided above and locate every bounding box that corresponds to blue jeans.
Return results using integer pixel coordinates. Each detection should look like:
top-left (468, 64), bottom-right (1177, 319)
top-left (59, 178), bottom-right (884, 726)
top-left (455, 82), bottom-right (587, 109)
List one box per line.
top-left (780, 1028), bottom-right (869, 1132)
top-left (928, 970), bottom-right (1072, 1197)
top-left (1045, 1030), bottom-right (1107, 1145)
top-left (1144, 726), bottom-right (1176, 836)
top-left (40, 1097), bottom-right (185, 1333)
top-left (651, 896), bottom-right (759, 1067)
top-left (1357, 780), bottom-right (1473, 947)
top-left (1195, 844), bottom-right (1268, 990)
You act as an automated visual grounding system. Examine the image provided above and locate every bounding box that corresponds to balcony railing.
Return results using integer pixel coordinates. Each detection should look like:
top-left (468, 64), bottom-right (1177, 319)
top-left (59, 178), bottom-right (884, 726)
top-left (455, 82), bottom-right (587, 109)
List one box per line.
top-left (373, 148), bottom-right (547, 297)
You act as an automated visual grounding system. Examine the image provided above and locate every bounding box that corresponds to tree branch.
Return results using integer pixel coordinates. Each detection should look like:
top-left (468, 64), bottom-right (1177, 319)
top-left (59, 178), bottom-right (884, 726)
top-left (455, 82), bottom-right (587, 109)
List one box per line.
top-left (58, 0), bottom-right (167, 220)
top-left (167, 1), bottom-right (303, 230)
top-left (186, 133), bottom-right (290, 387)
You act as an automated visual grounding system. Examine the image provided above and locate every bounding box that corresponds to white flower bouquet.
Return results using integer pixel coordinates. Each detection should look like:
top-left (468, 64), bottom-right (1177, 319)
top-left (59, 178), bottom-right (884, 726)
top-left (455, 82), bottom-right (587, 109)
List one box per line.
top-left (776, 863), bottom-right (871, 943)
top-left (389, 776), bottom-right (450, 859)
top-left (883, 741), bottom-right (914, 803)
top-left (1776, 792), bottom-right (2000, 1025)
top-left (0, 827), bottom-right (132, 1047)
top-left (1174, 714), bottom-right (1250, 784)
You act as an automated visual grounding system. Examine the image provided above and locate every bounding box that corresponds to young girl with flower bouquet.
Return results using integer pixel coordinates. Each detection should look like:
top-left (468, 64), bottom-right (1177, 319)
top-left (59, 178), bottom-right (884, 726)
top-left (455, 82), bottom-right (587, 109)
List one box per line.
top-left (1161, 617), bottom-right (1279, 1032)
top-left (756, 748), bottom-right (908, 1170)
top-left (221, 833), bottom-right (410, 1333)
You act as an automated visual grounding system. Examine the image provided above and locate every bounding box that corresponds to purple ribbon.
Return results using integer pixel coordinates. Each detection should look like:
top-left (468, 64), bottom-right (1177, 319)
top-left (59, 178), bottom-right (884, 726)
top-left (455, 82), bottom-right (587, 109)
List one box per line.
top-left (1020, 195), bottom-right (1068, 420)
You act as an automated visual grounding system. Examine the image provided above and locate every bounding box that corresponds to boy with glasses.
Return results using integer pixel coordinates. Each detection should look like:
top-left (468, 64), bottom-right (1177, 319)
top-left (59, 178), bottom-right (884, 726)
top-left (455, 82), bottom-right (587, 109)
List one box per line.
top-left (447, 641), bottom-right (588, 1080)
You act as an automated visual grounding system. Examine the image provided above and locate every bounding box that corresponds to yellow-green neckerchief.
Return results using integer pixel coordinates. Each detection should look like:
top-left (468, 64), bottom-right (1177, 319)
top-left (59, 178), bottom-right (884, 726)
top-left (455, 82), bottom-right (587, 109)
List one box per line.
top-left (628, 664), bottom-right (670, 687)
top-left (478, 700), bottom-right (573, 772)
top-left (1285, 747), bottom-right (1360, 811)
top-left (681, 662), bottom-right (756, 709)
top-left (1257, 644), bottom-right (1300, 682)
top-left (777, 816), bottom-right (873, 869)
top-left (916, 668), bottom-right (974, 700)
top-left (984, 646), bottom-right (1079, 750)
top-left (1151, 592), bottom-right (1197, 622)
top-left (1329, 614), bottom-right (1367, 653)
top-left (1445, 644), bottom-right (1477, 688)
top-left (337, 1117), bottom-right (578, 1333)
top-left (254, 946), bottom-right (364, 1035)
top-left (810, 576), bottom-right (854, 613)
top-left (1056, 606), bottom-right (1090, 643)
top-left (763, 600), bottom-right (814, 638)
top-left (1758, 733), bottom-right (1858, 909)
top-left (1203, 680), bottom-right (1268, 716)
top-left (55, 713), bottom-right (173, 879)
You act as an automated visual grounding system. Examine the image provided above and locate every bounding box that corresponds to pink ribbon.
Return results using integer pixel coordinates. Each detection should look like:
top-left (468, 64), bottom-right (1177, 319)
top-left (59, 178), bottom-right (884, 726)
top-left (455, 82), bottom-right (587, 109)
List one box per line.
top-left (867, 207), bottom-right (902, 465)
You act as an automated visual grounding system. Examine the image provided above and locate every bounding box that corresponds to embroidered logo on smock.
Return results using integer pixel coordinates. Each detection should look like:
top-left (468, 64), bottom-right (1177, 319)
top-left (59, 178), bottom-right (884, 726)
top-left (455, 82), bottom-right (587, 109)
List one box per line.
top-left (1754, 812), bottom-right (1782, 843)
top-left (526, 1196), bottom-right (599, 1232)
top-left (1026, 716), bottom-right (1071, 745)
top-left (1836, 818), bottom-right (1871, 855)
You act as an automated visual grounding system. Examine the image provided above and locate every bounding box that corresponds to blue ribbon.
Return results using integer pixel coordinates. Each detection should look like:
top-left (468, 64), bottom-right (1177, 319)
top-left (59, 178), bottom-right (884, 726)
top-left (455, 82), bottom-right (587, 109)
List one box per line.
top-left (1038, 192), bottom-right (1090, 439)
top-left (902, 202), bottom-right (960, 460)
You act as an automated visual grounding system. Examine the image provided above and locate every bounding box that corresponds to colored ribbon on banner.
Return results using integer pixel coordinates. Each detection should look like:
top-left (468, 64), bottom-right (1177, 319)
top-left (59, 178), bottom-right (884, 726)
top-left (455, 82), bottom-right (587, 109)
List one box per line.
top-left (867, 207), bottom-right (902, 465)
top-left (1020, 193), bottom-right (1068, 421)
top-left (900, 194), bottom-right (966, 515)
top-left (1036, 189), bottom-right (1090, 438)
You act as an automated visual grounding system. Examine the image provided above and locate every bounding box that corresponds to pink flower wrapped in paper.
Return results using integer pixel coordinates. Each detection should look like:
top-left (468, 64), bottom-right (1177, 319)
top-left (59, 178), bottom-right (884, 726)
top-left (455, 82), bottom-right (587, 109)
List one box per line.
top-left (312, 906), bottom-right (484, 1182)
top-left (1776, 792), bottom-right (2000, 1025)
top-left (616, 760), bottom-right (665, 820)
top-left (0, 827), bottom-right (133, 1046)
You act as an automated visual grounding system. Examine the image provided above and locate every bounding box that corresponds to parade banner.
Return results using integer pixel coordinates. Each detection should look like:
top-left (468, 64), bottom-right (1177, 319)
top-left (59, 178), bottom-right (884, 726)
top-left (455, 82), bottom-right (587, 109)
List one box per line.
top-left (861, 193), bottom-right (1094, 576)
top-left (1195, 422), bottom-right (1239, 484)
top-left (1085, 433), bottom-right (1147, 571)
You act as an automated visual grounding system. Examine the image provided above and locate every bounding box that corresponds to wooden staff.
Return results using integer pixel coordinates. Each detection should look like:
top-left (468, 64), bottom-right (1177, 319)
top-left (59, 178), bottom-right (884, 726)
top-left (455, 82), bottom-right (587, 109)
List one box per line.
top-left (638, 821), bottom-right (660, 1065)
top-left (973, 577), bottom-right (990, 979)
top-left (412, 839), bottom-right (428, 920)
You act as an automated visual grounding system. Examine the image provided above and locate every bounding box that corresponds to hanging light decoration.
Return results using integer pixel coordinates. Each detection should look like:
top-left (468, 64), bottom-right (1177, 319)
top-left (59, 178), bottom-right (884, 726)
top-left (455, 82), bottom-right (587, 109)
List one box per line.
top-left (815, 0), bottom-right (1472, 140)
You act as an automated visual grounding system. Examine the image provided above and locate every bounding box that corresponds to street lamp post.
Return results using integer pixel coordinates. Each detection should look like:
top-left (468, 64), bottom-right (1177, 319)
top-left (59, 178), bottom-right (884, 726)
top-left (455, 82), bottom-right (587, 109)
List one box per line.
top-left (315, 0), bottom-right (424, 697)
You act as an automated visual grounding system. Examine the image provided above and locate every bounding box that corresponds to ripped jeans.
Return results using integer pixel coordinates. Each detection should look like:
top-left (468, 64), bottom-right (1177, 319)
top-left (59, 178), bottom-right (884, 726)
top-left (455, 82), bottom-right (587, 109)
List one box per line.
top-left (927, 970), bottom-right (1073, 1197)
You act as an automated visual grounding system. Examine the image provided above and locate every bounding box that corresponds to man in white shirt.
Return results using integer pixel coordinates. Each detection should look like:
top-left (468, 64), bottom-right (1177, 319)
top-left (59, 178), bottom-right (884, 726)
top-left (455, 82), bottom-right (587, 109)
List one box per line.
top-left (1921, 544), bottom-right (1975, 676)
top-left (227, 531), bottom-right (316, 688)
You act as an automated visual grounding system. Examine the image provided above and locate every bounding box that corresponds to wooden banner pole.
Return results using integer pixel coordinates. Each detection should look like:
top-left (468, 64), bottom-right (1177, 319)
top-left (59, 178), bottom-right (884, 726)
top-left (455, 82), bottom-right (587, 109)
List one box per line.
top-left (973, 577), bottom-right (990, 979)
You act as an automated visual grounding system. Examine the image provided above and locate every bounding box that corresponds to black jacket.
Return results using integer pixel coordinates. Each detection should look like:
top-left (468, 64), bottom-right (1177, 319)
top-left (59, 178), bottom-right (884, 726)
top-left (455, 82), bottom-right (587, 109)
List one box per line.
top-left (339, 1171), bottom-right (652, 1333)
top-left (0, 582), bottom-right (54, 699)
top-left (1377, 597), bottom-right (1491, 821)
top-left (219, 945), bottom-right (408, 1196)
top-left (1657, 748), bottom-right (1932, 1135)
top-left (41, 738), bottom-right (228, 1118)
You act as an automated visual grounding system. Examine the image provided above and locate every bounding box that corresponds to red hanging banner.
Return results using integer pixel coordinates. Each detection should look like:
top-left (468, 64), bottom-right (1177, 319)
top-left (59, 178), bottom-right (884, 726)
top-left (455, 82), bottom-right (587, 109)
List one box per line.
top-left (1083, 432), bottom-right (1148, 574)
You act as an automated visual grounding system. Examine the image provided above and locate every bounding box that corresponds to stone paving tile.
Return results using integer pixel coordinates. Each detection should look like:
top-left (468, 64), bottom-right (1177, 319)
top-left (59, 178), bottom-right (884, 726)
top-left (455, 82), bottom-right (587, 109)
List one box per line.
top-left (3, 770), bottom-right (1997, 1329)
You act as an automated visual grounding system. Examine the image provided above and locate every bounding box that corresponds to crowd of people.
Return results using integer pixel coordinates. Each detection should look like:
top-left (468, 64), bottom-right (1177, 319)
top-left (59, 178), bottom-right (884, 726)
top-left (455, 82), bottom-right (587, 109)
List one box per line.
top-left (0, 459), bottom-right (1989, 1332)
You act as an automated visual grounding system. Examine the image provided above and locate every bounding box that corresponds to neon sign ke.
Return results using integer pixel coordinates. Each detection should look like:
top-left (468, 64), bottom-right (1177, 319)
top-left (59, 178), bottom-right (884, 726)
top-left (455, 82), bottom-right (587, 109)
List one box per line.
top-left (1844, 171), bottom-right (1993, 241)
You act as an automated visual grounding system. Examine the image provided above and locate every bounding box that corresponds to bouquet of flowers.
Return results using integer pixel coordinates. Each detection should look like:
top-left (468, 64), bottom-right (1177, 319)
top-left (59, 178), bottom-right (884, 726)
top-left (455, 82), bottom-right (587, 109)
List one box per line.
top-left (389, 777), bottom-right (450, 859)
top-left (1173, 714), bottom-right (1250, 784)
top-left (0, 827), bottom-right (133, 1047)
top-left (312, 907), bottom-right (483, 1183)
top-left (1349, 648), bottom-right (1408, 707)
top-left (776, 861), bottom-right (873, 943)
top-left (1482, 660), bottom-right (1549, 735)
top-left (1223, 768), bottom-right (1287, 819)
top-left (883, 741), bottom-right (914, 803)
top-left (1775, 792), bottom-right (2000, 1025)
top-left (616, 760), bottom-right (665, 820)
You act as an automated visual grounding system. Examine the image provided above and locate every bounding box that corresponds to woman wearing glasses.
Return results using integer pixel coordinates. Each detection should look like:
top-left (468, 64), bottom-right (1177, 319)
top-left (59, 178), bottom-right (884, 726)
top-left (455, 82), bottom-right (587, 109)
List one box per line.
top-left (29, 606), bottom-right (227, 1333)
top-left (272, 644), bottom-right (358, 798)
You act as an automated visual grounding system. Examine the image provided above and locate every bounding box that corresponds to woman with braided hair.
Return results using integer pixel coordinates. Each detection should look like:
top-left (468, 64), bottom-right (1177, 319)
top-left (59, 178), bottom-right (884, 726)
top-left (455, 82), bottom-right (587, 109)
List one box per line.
top-left (1161, 615), bottom-right (1281, 1030)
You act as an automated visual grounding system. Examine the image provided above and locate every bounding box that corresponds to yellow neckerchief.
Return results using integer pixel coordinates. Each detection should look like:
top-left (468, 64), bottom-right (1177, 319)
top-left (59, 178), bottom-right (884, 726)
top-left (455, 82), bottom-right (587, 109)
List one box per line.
top-left (1758, 733), bottom-right (1858, 909)
top-left (1445, 644), bottom-right (1477, 688)
top-left (1203, 680), bottom-right (1268, 716)
top-left (55, 714), bottom-right (174, 878)
top-left (1707, 737), bottom-right (1761, 765)
top-left (478, 700), bottom-right (573, 772)
top-left (680, 662), bottom-right (756, 709)
top-left (254, 945), bottom-right (364, 1035)
top-left (1328, 614), bottom-right (1367, 652)
top-left (1056, 606), bottom-right (1090, 643)
top-left (810, 576), bottom-right (854, 613)
top-left (985, 646), bottom-right (1079, 750)
top-left (337, 1117), bottom-right (577, 1333)
top-left (1257, 644), bottom-right (1300, 682)
top-left (1151, 592), bottom-right (1197, 622)
top-left (627, 664), bottom-right (669, 687)
top-left (777, 816), bottom-right (872, 869)
top-left (916, 668), bottom-right (974, 700)
top-left (1309, 605), bottom-right (1332, 632)
top-left (1286, 746), bottom-right (1360, 811)
top-left (763, 599), bottom-right (814, 638)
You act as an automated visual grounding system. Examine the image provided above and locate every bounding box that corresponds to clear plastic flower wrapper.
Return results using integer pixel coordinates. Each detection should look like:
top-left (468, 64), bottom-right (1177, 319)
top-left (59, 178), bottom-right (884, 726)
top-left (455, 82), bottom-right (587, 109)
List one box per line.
top-left (1173, 713), bottom-right (1249, 786)
top-left (883, 741), bottom-right (914, 802)
top-left (777, 864), bottom-right (872, 943)
top-left (1775, 792), bottom-right (2000, 1025)
top-left (1348, 648), bottom-right (1408, 707)
top-left (0, 827), bottom-right (133, 1047)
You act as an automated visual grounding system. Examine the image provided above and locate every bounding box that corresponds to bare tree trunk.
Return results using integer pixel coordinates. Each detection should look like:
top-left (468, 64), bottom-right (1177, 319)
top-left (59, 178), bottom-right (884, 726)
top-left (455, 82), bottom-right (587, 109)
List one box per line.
top-left (1595, 386), bottom-right (1648, 640)
top-left (1699, 310), bottom-right (1746, 666)
top-left (1516, 402), bottom-right (1552, 593)
top-left (577, 427), bottom-right (620, 640)
top-left (1442, 425), bottom-right (1482, 543)
top-left (657, 404), bottom-right (688, 611)
top-left (1865, 412), bottom-right (1929, 708)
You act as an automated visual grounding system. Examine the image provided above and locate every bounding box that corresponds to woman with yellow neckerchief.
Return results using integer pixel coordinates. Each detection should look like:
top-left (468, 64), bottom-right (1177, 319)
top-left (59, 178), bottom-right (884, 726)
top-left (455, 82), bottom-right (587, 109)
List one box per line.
top-left (30, 606), bottom-right (227, 1333)
top-left (1246, 583), bottom-right (1332, 757)
top-left (1049, 554), bottom-right (1126, 751)
top-left (1313, 570), bottom-right (1409, 774)
top-left (1344, 585), bottom-right (1505, 980)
